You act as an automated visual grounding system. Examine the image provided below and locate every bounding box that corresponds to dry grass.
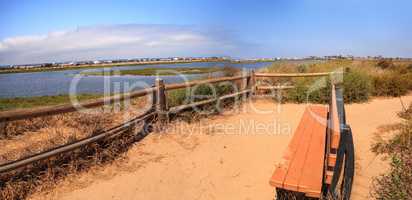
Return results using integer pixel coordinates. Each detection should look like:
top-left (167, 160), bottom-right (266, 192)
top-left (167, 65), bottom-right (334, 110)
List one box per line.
top-left (0, 97), bottom-right (152, 200)
top-left (0, 120), bottom-right (150, 200)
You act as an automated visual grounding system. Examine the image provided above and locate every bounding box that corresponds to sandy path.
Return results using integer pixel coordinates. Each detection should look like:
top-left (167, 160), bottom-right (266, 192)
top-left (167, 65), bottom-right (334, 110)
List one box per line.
top-left (346, 95), bottom-right (412, 199)
top-left (29, 95), bottom-right (412, 200)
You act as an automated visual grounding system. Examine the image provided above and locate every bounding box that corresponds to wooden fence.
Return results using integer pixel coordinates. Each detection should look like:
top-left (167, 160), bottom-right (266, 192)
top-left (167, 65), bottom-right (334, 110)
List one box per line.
top-left (0, 71), bottom-right (332, 174)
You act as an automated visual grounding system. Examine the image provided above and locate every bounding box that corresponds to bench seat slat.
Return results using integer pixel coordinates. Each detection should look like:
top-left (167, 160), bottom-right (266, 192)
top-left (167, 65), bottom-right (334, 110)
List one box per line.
top-left (282, 108), bottom-right (318, 191)
top-left (269, 106), bottom-right (328, 198)
top-left (269, 107), bottom-right (313, 188)
top-left (298, 106), bottom-right (328, 197)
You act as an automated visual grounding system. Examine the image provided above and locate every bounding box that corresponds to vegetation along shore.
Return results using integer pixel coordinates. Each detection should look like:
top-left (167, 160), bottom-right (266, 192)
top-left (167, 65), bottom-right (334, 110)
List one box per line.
top-left (81, 67), bottom-right (222, 76)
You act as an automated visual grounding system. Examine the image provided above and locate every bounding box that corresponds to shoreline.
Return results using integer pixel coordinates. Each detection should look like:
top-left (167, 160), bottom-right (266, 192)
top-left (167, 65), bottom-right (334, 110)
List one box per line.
top-left (80, 66), bottom-right (222, 76)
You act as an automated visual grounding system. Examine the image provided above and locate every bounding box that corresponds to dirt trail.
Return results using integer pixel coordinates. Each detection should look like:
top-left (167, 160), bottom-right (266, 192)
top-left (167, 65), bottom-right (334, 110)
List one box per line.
top-left (30, 95), bottom-right (412, 200)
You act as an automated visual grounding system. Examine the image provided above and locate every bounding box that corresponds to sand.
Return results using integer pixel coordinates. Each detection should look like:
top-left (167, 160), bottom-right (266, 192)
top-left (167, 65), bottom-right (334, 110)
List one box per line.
top-left (29, 95), bottom-right (412, 200)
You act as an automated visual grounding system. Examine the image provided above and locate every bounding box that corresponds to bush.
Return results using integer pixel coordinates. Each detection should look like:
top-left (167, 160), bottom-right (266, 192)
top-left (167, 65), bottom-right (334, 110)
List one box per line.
top-left (221, 65), bottom-right (240, 77)
top-left (408, 64), bottom-right (412, 71)
top-left (285, 81), bottom-right (309, 103)
top-left (285, 70), bottom-right (373, 104)
top-left (284, 70), bottom-right (373, 104)
top-left (376, 59), bottom-right (395, 69)
top-left (372, 72), bottom-right (409, 97)
top-left (404, 73), bottom-right (412, 90)
top-left (342, 70), bottom-right (372, 103)
top-left (167, 89), bottom-right (187, 107)
top-left (167, 83), bottom-right (235, 107)
top-left (285, 78), bottom-right (331, 104)
top-left (297, 64), bottom-right (308, 73)
top-left (265, 59), bottom-right (412, 104)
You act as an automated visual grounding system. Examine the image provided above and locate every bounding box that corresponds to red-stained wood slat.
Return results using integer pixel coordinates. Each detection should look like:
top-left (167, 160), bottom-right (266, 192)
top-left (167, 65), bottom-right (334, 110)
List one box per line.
top-left (298, 106), bottom-right (328, 198)
top-left (269, 106), bottom-right (328, 198)
top-left (281, 113), bottom-right (317, 191)
top-left (269, 107), bottom-right (312, 188)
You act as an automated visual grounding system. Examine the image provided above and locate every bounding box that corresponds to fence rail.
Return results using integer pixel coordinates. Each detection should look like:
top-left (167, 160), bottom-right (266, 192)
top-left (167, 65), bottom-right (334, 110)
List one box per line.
top-left (256, 85), bottom-right (295, 90)
top-left (255, 72), bottom-right (331, 77)
top-left (0, 71), bottom-right (333, 174)
top-left (168, 89), bottom-right (251, 114)
top-left (0, 88), bottom-right (156, 122)
top-left (165, 75), bottom-right (247, 90)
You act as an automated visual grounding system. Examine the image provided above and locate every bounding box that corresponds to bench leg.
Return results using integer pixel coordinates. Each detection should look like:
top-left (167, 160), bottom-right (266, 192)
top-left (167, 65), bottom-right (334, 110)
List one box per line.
top-left (276, 188), bottom-right (306, 200)
top-left (275, 188), bottom-right (322, 200)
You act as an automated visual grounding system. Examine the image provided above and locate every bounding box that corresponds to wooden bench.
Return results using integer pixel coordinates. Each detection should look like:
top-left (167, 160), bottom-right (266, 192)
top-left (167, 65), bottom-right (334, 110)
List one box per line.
top-left (269, 86), bottom-right (344, 199)
top-left (269, 105), bottom-right (328, 198)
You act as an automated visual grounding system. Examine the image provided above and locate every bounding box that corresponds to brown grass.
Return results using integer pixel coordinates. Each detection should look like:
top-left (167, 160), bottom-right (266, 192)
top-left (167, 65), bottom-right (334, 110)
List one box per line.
top-left (0, 98), bottom-right (151, 200)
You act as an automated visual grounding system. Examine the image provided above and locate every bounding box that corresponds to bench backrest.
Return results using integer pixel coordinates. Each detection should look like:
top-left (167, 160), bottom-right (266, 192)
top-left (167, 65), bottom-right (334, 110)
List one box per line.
top-left (324, 84), bottom-right (342, 183)
top-left (325, 84), bottom-right (355, 200)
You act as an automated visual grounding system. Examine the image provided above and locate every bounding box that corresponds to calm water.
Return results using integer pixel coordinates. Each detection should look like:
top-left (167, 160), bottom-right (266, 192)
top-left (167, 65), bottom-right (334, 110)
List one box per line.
top-left (0, 62), bottom-right (272, 98)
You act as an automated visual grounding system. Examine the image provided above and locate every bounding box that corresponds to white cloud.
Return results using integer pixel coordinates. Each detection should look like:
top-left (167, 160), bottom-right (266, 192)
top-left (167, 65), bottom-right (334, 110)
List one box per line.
top-left (0, 24), bottom-right (237, 65)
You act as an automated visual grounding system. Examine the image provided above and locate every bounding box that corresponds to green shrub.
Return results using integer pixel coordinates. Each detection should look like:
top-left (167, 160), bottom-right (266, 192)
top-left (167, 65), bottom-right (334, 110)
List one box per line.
top-left (166, 83), bottom-right (235, 107)
top-left (307, 79), bottom-right (331, 104)
top-left (372, 72), bottom-right (409, 97)
top-left (285, 78), bottom-right (331, 104)
top-left (297, 64), bottom-right (308, 73)
top-left (342, 70), bottom-right (372, 103)
top-left (285, 70), bottom-right (372, 104)
top-left (167, 89), bottom-right (188, 107)
top-left (285, 80), bottom-right (309, 103)
top-left (263, 59), bottom-right (412, 104)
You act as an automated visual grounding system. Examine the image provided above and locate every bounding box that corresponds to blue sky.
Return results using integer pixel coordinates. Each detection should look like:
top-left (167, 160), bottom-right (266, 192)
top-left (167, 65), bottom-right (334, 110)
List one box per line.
top-left (0, 0), bottom-right (411, 64)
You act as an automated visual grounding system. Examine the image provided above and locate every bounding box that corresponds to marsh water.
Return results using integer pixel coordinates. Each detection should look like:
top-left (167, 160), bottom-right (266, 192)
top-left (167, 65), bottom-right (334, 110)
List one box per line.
top-left (0, 61), bottom-right (272, 98)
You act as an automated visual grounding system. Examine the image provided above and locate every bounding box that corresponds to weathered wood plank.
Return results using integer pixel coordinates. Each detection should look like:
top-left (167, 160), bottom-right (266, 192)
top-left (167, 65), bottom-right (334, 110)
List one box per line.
top-left (168, 90), bottom-right (251, 114)
top-left (0, 88), bottom-right (155, 122)
top-left (256, 85), bottom-right (295, 90)
top-left (155, 79), bottom-right (168, 125)
top-left (255, 72), bottom-right (330, 78)
top-left (165, 75), bottom-right (247, 90)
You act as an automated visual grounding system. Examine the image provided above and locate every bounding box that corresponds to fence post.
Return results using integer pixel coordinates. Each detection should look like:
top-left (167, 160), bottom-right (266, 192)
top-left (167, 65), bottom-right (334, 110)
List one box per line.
top-left (240, 69), bottom-right (248, 101)
top-left (155, 78), bottom-right (168, 126)
top-left (250, 70), bottom-right (256, 97)
top-left (141, 86), bottom-right (157, 135)
top-left (0, 122), bottom-right (5, 139)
